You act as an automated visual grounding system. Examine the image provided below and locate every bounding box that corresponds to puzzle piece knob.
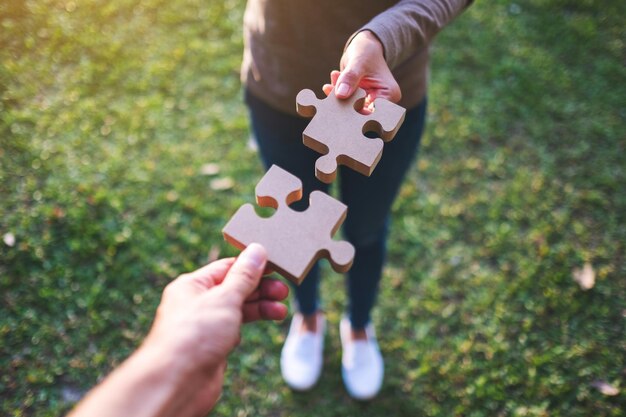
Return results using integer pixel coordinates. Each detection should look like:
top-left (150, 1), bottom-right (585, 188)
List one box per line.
top-left (326, 240), bottom-right (355, 272)
top-left (295, 89), bottom-right (320, 117)
top-left (315, 154), bottom-right (339, 184)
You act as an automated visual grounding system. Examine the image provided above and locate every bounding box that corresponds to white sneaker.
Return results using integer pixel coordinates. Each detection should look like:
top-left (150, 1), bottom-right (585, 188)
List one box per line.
top-left (340, 317), bottom-right (384, 400)
top-left (280, 313), bottom-right (325, 391)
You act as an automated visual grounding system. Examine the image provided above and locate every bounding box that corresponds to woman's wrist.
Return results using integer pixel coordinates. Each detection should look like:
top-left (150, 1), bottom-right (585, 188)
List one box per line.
top-left (349, 30), bottom-right (385, 59)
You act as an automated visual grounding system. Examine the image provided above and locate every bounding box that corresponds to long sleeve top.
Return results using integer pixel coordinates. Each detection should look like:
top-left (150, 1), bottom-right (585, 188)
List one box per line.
top-left (241, 0), bottom-right (471, 115)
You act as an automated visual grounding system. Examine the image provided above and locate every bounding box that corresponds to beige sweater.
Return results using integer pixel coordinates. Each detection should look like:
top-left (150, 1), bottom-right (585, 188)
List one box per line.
top-left (242, 0), bottom-right (471, 115)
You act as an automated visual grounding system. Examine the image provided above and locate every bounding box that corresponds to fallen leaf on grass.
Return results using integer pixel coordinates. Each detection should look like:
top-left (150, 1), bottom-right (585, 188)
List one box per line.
top-left (207, 245), bottom-right (220, 263)
top-left (200, 163), bottom-right (220, 176)
top-left (591, 380), bottom-right (619, 396)
top-left (166, 190), bottom-right (179, 202)
top-left (3, 233), bottom-right (16, 247)
top-left (61, 385), bottom-right (86, 403)
top-left (210, 177), bottom-right (234, 191)
top-left (53, 206), bottom-right (66, 219)
top-left (572, 262), bottom-right (595, 290)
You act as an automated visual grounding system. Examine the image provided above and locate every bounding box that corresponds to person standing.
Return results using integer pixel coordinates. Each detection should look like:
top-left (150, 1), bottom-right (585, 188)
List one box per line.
top-left (241, 0), bottom-right (472, 400)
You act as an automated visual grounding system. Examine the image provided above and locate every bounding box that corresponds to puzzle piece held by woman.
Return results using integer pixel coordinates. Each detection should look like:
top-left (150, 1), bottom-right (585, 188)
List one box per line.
top-left (222, 165), bottom-right (355, 285)
top-left (296, 88), bottom-right (406, 183)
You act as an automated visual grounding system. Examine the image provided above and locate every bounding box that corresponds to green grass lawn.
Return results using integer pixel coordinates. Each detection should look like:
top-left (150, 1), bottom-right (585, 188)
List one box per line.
top-left (1, 0), bottom-right (624, 415)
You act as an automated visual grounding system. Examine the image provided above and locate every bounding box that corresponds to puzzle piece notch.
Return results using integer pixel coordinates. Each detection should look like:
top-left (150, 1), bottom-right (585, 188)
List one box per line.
top-left (222, 165), bottom-right (355, 285)
top-left (255, 164), bottom-right (302, 209)
top-left (296, 88), bottom-right (406, 183)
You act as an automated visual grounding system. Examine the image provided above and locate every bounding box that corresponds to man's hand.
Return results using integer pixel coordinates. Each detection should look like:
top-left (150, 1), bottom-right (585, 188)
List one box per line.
top-left (148, 243), bottom-right (288, 363)
top-left (69, 243), bottom-right (289, 417)
top-left (323, 30), bottom-right (401, 113)
top-left (144, 243), bottom-right (289, 413)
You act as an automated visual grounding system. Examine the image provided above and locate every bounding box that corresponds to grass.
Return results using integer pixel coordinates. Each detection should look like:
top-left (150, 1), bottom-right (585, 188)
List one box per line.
top-left (1, 0), bottom-right (625, 416)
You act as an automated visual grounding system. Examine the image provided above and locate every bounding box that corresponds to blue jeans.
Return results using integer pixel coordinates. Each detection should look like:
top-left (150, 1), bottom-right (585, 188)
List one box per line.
top-left (245, 90), bottom-right (426, 330)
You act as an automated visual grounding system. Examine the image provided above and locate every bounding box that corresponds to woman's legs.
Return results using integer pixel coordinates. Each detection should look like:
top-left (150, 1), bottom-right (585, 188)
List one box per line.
top-left (340, 99), bottom-right (427, 330)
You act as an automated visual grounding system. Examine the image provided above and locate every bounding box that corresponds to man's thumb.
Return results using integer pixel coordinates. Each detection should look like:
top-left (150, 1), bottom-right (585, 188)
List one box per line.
top-left (221, 243), bottom-right (267, 303)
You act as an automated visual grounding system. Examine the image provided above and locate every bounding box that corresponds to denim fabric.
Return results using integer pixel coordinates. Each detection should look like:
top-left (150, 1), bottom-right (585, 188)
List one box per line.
top-left (245, 89), bottom-right (426, 329)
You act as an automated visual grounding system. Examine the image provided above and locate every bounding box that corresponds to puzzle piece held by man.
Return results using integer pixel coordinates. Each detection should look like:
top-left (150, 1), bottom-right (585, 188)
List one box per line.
top-left (296, 87), bottom-right (406, 183)
top-left (222, 165), bottom-right (355, 285)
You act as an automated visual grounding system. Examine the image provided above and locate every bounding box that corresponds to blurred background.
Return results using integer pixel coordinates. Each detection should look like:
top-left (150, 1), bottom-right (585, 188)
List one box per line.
top-left (1, 0), bottom-right (624, 415)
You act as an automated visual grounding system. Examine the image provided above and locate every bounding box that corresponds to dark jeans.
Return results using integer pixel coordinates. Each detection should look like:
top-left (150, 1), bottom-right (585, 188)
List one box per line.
top-left (245, 90), bottom-right (426, 329)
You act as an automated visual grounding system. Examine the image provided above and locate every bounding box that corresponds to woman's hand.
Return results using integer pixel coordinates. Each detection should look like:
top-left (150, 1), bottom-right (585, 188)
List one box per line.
top-left (323, 30), bottom-right (401, 113)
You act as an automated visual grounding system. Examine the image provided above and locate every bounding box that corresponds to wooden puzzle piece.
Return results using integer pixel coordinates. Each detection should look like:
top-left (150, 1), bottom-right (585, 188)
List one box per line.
top-left (222, 165), bottom-right (355, 285)
top-left (296, 87), bottom-right (406, 183)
